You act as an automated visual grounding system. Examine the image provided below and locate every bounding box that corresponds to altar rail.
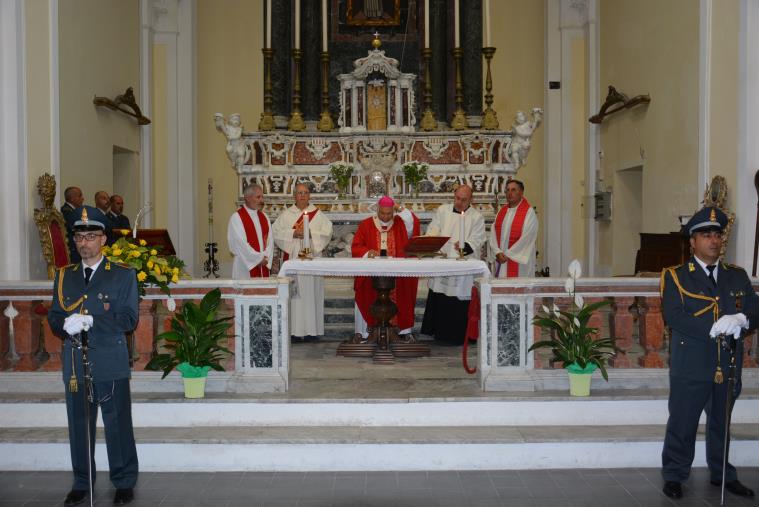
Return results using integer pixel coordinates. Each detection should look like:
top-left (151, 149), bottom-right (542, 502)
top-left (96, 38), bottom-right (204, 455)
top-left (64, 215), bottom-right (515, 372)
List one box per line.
top-left (1, 278), bottom-right (758, 392)
top-left (476, 277), bottom-right (759, 391)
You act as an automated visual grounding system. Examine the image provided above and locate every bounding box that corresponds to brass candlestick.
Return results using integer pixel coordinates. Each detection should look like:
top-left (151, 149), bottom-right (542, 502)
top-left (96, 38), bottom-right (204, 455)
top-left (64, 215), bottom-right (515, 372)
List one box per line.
top-left (481, 47), bottom-right (499, 130)
top-left (288, 48), bottom-right (306, 131)
top-left (258, 48), bottom-right (275, 131)
top-left (420, 47), bottom-right (437, 131)
top-left (450, 47), bottom-right (468, 130)
top-left (298, 247), bottom-right (313, 259)
top-left (317, 52), bottom-right (334, 131)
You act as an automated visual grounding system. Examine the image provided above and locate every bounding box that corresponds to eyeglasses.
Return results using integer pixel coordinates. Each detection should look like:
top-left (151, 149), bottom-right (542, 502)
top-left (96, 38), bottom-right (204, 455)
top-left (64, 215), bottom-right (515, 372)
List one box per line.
top-left (73, 233), bottom-right (104, 243)
top-left (295, 191), bottom-right (310, 196)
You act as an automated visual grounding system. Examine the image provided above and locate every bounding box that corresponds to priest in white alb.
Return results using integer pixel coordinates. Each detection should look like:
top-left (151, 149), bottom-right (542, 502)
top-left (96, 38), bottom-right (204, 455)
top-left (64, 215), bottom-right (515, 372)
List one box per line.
top-left (420, 184), bottom-right (486, 345)
top-left (227, 184), bottom-right (273, 278)
top-left (272, 183), bottom-right (333, 342)
top-left (488, 179), bottom-right (538, 278)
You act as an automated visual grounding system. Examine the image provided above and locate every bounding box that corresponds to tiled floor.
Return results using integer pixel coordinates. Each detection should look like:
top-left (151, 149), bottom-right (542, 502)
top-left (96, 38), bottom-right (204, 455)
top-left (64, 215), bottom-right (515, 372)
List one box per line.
top-left (1, 467), bottom-right (757, 507)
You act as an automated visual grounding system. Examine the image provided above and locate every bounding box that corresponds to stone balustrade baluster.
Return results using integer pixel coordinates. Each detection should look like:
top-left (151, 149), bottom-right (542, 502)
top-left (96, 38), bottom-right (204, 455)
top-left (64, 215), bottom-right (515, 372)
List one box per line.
top-left (637, 296), bottom-right (665, 368)
top-left (609, 297), bottom-right (635, 368)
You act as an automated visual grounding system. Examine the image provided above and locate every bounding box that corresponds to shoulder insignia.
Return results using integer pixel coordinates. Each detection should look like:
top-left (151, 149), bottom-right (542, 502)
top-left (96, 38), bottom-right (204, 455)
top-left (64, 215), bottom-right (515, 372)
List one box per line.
top-left (688, 262), bottom-right (695, 272)
top-left (71, 264), bottom-right (80, 272)
top-left (105, 262), bottom-right (111, 271)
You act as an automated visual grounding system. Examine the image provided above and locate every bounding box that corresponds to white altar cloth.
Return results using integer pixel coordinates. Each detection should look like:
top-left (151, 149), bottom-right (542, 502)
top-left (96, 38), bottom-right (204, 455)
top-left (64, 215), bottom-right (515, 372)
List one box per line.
top-left (279, 258), bottom-right (490, 279)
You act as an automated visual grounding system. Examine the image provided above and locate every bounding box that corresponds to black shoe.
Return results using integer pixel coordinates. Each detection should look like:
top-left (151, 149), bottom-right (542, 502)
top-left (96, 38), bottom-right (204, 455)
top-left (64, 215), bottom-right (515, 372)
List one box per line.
top-left (304, 335), bottom-right (320, 343)
top-left (113, 488), bottom-right (134, 504)
top-left (290, 335), bottom-right (303, 343)
top-left (710, 479), bottom-right (755, 497)
top-left (663, 481), bottom-right (683, 499)
top-left (64, 489), bottom-right (88, 506)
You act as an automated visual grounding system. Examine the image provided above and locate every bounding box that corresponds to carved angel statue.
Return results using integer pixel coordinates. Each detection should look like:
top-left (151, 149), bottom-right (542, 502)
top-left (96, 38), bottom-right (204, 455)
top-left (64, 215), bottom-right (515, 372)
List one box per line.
top-left (214, 113), bottom-right (250, 170)
top-left (508, 108), bottom-right (543, 171)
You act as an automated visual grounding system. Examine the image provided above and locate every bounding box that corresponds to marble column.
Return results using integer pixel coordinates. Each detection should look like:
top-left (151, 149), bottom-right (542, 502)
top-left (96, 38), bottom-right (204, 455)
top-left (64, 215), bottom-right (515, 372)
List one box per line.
top-left (430, 0), bottom-right (448, 124)
top-left (460, 0), bottom-right (483, 122)
top-left (301, 0), bottom-right (321, 122)
top-left (271, 0), bottom-right (292, 124)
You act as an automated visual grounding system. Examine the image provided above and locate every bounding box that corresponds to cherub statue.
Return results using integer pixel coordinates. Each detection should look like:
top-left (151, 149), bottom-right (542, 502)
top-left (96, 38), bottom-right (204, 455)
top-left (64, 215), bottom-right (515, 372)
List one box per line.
top-left (214, 113), bottom-right (250, 170)
top-left (508, 108), bottom-right (543, 171)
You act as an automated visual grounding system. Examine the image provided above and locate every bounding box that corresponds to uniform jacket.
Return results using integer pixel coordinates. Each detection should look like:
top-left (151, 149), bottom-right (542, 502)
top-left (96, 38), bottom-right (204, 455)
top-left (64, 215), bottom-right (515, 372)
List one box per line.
top-left (48, 260), bottom-right (139, 383)
top-left (661, 257), bottom-right (759, 381)
top-left (108, 211), bottom-right (131, 231)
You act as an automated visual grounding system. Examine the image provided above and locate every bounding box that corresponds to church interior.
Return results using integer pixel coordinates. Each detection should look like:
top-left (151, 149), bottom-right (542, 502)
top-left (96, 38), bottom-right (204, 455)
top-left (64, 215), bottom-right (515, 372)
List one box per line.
top-left (2, 0), bottom-right (759, 498)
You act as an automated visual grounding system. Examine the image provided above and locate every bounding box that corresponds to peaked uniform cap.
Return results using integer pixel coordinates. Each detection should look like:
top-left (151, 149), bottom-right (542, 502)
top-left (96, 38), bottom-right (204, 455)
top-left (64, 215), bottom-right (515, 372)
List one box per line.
top-left (683, 206), bottom-right (727, 236)
top-left (72, 205), bottom-right (107, 232)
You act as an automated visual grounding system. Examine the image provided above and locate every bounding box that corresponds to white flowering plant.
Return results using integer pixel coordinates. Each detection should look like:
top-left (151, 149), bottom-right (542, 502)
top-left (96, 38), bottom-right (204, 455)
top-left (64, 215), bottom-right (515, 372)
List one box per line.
top-left (528, 259), bottom-right (620, 381)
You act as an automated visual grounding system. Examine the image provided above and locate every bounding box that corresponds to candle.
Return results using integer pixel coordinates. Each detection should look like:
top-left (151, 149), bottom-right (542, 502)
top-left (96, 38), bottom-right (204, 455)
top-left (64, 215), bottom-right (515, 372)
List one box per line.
top-left (454, 0), bottom-right (460, 48)
top-left (459, 210), bottom-right (465, 254)
top-left (484, 0), bottom-right (491, 47)
top-left (266, 0), bottom-right (272, 48)
top-left (424, 0), bottom-right (430, 48)
top-left (303, 212), bottom-right (310, 250)
top-left (208, 179), bottom-right (214, 243)
top-left (322, 0), bottom-right (328, 51)
top-left (294, 0), bottom-right (300, 50)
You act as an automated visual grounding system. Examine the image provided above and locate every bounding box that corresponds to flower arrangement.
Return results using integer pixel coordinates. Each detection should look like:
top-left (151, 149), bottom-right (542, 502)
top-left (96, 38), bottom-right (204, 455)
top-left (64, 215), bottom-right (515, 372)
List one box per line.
top-left (329, 162), bottom-right (354, 197)
top-left (102, 233), bottom-right (187, 297)
top-left (401, 161), bottom-right (429, 197)
top-left (529, 259), bottom-right (620, 381)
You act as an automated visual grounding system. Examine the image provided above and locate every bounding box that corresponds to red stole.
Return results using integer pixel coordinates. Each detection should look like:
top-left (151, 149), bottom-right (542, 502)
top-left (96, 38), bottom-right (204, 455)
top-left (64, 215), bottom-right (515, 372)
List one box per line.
top-left (237, 207), bottom-right (270, 277)
top-left (282, 208), bottom-right (321, 262)
top-left (494, 198), bottom-right (531, 277)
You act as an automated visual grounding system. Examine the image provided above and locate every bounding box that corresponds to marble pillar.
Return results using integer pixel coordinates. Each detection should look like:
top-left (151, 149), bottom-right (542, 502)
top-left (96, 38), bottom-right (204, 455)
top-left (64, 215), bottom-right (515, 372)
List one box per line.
top-left (460, 0), bottom-right (482, 120)
top-left (249, 305), bottom-right (273, 368)
top-left (301, 0), bottom-right (321, 122)
top-left (271, 0), bottom-right (292, 124)
top-left (496, 303), bottom-right (521, 367)
top-left (430, 0), bottom-right (448, 124)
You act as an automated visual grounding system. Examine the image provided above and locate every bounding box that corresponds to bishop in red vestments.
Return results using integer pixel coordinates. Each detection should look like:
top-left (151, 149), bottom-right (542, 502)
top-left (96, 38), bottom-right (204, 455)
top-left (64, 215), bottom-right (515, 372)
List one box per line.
top-left (352, 196), bottom-right (420, 339)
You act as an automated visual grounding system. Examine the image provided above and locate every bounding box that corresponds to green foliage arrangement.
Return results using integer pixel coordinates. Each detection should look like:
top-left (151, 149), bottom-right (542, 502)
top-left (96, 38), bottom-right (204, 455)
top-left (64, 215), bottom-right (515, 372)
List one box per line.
top-left (401, 161), bottom-right (429, 196)
top-left (329, 162), bottom-right (354, 197)
top-left (146, 288), bottom-right (233, 379)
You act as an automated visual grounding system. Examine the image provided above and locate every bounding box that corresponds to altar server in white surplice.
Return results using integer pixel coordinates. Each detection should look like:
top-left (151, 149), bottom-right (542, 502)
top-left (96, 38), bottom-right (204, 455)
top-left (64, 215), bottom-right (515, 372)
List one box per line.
top-left (227, 184), bottom-right (273, 279)
top-left (272, 183), bottom-right (333, 342)
top-left (488, 179), bottom-right (538, 278)
top-left (421, 184), bottom-right (486, 345)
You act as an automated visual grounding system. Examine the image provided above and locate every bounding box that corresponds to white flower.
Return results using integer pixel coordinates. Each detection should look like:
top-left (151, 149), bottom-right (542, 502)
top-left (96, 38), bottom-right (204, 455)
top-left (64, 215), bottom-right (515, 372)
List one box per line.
top-left (541, 305), bottom-right (551, 315)
top-left (552, 304), bottom-right (561, 317)
top-left (564, 277), bottom-right (575, 295)
top-left (567, 259), bottom-right (582, 280)
top-left (574, 293), bottom-right (584, 308)
top-left (573, 317), bottom-right (581, 328)
top-left (166, 297), bottom-right (176, 312)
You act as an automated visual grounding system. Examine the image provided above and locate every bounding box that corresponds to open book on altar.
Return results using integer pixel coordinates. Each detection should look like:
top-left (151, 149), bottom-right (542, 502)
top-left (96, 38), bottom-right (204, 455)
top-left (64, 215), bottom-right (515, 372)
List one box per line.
top-left (405, 236), bottom-right (450, 258)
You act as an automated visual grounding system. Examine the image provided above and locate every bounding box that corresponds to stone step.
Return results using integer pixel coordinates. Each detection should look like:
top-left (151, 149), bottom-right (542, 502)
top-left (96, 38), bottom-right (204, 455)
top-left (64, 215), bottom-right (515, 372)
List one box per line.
top-left (2, 424), bottom-right (758, 471)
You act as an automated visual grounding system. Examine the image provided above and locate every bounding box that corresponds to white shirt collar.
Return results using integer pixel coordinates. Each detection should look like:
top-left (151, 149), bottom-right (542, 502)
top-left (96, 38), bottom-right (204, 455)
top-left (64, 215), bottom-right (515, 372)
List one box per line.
top-left (693, 255), bottom-right (718, 279)
top-left (82, 255), bottom-right (104, 281)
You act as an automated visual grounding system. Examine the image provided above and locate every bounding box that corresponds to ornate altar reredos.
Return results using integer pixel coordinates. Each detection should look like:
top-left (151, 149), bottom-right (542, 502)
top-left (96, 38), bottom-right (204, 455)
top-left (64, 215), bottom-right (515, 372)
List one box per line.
top-left (338, 45), bottom-right (416, 133)
top-left (214, 45), bottom-right (543, 238)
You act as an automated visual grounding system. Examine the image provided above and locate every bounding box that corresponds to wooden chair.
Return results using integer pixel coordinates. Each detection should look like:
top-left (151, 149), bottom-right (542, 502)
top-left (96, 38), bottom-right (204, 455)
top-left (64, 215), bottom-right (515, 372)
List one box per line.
top-left (33, 174), bottom-right (71, 279)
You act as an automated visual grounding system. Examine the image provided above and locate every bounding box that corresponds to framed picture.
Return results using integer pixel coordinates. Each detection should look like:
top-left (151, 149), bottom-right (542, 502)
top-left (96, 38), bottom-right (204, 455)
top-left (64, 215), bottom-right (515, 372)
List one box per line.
top-left (346, 0), bottom-right (402, 27)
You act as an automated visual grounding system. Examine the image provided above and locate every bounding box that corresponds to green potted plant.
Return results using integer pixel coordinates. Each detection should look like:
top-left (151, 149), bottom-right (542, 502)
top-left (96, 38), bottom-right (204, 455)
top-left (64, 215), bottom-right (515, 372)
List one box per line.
top-left (329, 162), bottom-right (354, 199)
top-left (146, 288), bottom-right (233, 398)
top-left (401, 161), bottom-right (428, 197)
top-left (529, 260), bottom-right (621, 396)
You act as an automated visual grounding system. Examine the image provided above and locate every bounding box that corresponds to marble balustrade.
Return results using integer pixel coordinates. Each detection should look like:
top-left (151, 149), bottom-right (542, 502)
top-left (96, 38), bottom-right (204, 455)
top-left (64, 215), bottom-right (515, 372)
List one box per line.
top-left (1, 277), bottom-right (758, 392)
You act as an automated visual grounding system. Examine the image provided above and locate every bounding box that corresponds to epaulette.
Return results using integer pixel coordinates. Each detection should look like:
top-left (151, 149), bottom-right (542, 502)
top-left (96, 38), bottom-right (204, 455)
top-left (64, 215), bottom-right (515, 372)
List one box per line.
top-left (110, 261), bottom-right (132, 270)
top-left (721, 262), bottom-right (742, 271)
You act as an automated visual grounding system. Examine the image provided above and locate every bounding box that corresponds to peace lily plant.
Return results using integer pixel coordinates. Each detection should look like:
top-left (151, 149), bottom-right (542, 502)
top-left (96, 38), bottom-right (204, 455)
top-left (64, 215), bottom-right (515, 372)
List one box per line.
top-left (529, 260), bottom-right (621, 390)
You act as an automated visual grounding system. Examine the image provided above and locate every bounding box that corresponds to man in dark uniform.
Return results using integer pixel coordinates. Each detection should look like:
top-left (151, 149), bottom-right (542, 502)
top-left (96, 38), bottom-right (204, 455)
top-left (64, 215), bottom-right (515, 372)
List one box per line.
top-left (660, 206), bottom-right (759, 499)
top-left (108, 194), bottom-right (131, 231)
top-left (48, 206), bottom-right (139, 506)
top-left (61, 186), bottom-right (85, 263)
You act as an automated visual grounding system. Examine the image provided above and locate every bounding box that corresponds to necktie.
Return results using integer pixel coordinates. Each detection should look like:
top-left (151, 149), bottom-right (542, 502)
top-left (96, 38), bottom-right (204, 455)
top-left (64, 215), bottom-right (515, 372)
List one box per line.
top-left (706, 265), bottom-right (717, 287)
top-left (84, 267), bottom-right (93, 285)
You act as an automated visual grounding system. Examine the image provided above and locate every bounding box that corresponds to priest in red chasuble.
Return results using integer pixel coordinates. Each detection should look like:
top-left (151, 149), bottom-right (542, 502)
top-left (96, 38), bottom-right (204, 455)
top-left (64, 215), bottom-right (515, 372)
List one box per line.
top-left (227, 183), bottom-right (273, 279)
top-left (352, 196), bottom-right (420, 340)
top-left (488, 179), bottom-right (538, 278)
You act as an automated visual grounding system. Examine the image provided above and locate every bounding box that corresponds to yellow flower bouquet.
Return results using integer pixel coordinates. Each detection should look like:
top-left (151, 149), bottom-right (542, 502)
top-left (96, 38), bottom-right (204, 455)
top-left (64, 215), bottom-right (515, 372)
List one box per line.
top-left (102, 236), bottom-right (187, 296)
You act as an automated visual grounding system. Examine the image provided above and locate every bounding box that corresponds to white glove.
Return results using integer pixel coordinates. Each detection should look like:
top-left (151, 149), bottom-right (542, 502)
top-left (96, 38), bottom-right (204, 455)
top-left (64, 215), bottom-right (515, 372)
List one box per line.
top-left (63, 314), bottom-right (85, 335)
top-left (709, 313), bottom-right (748, 339)
top-left (80, 315), bottom-right (93, 331)
top-left (63, 314), bottom-right (94, 335)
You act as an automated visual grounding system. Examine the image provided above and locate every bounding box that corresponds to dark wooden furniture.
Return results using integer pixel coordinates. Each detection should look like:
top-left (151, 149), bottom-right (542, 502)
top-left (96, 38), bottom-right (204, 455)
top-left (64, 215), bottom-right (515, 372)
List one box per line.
top-left (134, 229), bottom-right (175, 255)
top-left (635, 232), bottom-right (690, 274)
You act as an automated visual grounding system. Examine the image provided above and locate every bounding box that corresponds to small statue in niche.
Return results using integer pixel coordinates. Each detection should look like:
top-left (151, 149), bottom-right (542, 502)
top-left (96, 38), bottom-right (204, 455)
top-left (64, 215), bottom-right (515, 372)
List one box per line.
top-left (214, 113), bottom-right (251, 170)
top-left (508, 108), bottom-right (543, 171)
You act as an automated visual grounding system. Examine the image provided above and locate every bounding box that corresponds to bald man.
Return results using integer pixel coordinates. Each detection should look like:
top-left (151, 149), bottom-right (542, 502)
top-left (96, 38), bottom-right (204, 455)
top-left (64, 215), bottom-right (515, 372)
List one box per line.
top-left (421, 185), bottom-right (486, 345)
